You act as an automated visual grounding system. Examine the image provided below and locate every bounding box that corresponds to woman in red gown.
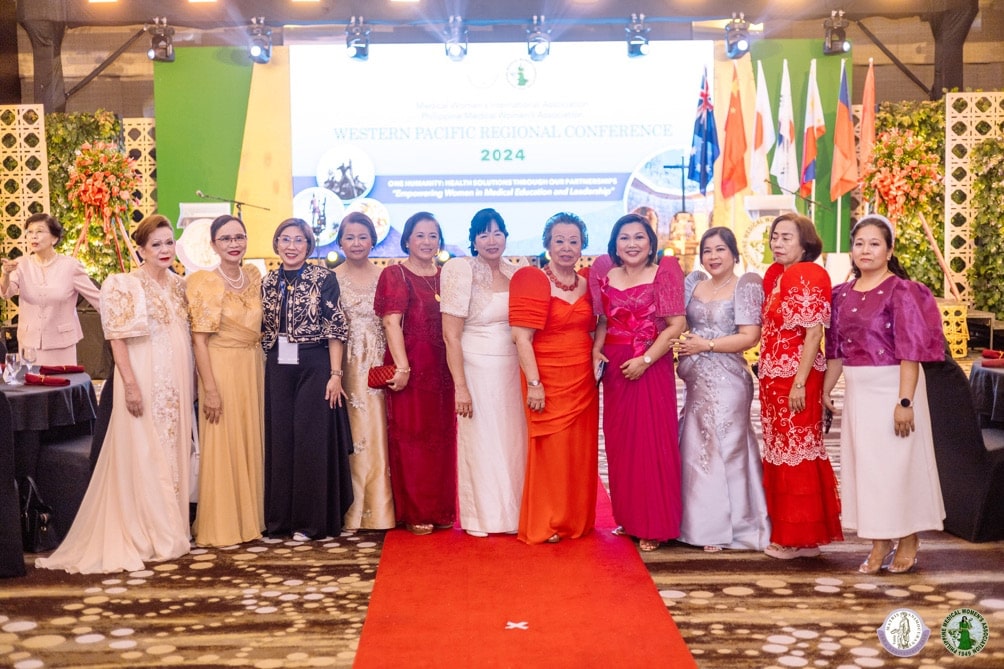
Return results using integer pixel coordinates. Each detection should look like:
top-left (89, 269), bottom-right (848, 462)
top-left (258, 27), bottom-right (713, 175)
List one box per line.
top-left (759, 213), bottom-right (842, 559)
top-left (510, 212), bottom-right (599, 544)
top-left (374, 212), bottom-right (456, 535)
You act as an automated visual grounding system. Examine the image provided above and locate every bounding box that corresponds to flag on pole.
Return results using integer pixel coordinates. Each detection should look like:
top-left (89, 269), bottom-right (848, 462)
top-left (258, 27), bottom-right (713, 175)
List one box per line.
top-left (830, 59), bottom-right (858, 201)
top-left (859, 58), bottom-right (876, 176)
top-left (721, 63), bottom-right (748, 199)
top-left (687, 66), bottom-right (720, 195)
top-left (751, 60), bottom-right (775, 194)
top-left (770, 59), bottom-right (798, 196)
top-left (799, 59), bottom-right (826, 199)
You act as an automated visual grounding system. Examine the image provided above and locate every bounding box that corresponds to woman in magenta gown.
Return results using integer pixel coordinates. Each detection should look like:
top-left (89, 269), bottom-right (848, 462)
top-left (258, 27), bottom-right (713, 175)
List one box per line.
top-left (590, 213), bottom-right (686, 551)
top-left (374, 212), bottom-right (456, 535)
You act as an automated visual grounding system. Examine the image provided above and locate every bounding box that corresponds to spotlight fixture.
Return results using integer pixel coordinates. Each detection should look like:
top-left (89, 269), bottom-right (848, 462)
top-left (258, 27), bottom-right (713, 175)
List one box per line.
top-left (445, 15), bottom-right (468, 62)
top-left (626, 13), bottom-right (650, 58)
top-left (526, 15), bottom-right (550, 62)
top-left (725, 12), bottom-right (750, 60)
top-left (146, 17), bottom-right (175, 63)
top-left (823, 10), bottom-right (851, 55)
top-left (346, 16), bottom-right (370, 61)
top-left (248, 17), bottom-right (271, 64)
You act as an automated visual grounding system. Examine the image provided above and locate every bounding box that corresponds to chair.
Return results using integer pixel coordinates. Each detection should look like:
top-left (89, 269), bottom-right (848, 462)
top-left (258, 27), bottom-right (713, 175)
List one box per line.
top-left (924, 357), bottom-right (1004, 542)
top-left (0, 394), bottom-right (26, 577)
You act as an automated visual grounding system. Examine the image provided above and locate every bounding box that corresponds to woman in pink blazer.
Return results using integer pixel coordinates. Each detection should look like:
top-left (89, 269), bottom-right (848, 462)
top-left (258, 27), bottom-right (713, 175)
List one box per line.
top-left (0, 213), bottom-right (101, 366)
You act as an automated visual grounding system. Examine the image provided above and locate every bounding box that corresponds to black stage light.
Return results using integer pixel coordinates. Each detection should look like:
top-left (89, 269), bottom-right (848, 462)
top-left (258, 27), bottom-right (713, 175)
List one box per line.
top-left (346, 16), bottom-right (370, 61)
top-left (248, 17), bottom-right (271, 65)
top-left (725, 13), bottom-right (750, 60)
top-left (146, 17), bottom-right (175, 63)
top-left (626, 13), bottom-right (650, 58)
top-left (824, 10), bottom-right (851, 55)
top-left (527, 15), bottom-right (550, 62)
top-left (445, 15), bottom-right (468, 62)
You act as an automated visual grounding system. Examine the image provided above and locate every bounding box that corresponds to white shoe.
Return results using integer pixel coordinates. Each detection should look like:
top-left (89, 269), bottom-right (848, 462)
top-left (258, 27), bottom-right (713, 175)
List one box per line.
top-left (292, 532), bottom-right (311, 542)
top-left (465, 530), bottom-right (488, 538)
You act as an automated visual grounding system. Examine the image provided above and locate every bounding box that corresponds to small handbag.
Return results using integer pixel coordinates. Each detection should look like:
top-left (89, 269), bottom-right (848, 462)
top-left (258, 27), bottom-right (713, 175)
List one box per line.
top-left (367, 364), bottom-right (396, 389)
top-left (16, 476), bottom-right (61, 554)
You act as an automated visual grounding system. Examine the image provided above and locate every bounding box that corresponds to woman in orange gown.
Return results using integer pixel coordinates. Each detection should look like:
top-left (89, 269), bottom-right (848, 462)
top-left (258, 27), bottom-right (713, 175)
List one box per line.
top-left (509, 212), bottom-right (599, 544)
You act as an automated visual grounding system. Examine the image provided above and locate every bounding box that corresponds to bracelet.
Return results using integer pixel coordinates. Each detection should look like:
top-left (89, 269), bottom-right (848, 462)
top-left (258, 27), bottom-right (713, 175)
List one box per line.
top-left (330, 369), bottom-right (343, 377)
top-left (395, 367), bottom-right (411, 374)
top-left (794, 382), bottom-right (805, 389)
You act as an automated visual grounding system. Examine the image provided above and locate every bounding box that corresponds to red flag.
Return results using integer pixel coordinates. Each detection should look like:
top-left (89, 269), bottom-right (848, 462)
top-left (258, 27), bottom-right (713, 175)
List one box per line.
top-left (859, 59), bottom-right (876, 176)
top-left (721, 63), bottom-right (748, 199)
top-left (830, 59), bottom-right (858, 201)
top-left (799, 59), bottom-right (826, 199)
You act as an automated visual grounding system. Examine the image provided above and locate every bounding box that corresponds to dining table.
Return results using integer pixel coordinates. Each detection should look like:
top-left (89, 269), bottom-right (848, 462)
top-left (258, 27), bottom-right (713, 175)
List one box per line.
top-left (968, 359), bottom-right (1004, 425)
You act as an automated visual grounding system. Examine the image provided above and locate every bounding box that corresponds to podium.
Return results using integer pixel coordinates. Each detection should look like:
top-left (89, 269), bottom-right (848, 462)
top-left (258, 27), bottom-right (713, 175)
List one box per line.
top-left (741, 194), bottom-right (796, 272)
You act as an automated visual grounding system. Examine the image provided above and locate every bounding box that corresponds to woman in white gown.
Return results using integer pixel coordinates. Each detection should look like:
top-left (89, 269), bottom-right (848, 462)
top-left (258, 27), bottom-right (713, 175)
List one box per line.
top-left (441, 208), bottom-right (526, 536)
top-left (36, 215), bottom-right (194, 574)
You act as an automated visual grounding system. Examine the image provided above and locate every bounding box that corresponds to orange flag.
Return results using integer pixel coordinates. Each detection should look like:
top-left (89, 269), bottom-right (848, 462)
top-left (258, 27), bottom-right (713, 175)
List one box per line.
top-left (830, 59), bottom-right (858, 201)
top-left (720, 63), bottom-right (748, 199)
top-left (859, 59), bottom-right (876, 176)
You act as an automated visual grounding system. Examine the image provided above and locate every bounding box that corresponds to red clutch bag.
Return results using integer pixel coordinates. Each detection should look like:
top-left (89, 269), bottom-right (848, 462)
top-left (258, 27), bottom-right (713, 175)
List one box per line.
top-left (367, 364), bottom-right (396, 389)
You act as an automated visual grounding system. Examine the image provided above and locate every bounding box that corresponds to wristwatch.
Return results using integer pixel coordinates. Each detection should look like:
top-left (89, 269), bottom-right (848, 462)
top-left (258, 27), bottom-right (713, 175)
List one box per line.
top-left (528, 379), bottom-right (541, 387)
top-left (899, 397), bottom-right (913, 408)
top-left (642, 355), bottom-right (652, 364)
top-left (708, 340), bottom-right (716, 352)
top-left (794, 382), bottom-right (805, 389)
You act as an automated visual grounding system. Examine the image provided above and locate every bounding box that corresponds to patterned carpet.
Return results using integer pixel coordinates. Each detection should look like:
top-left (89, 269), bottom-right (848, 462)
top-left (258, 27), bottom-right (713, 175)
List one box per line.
top-left (2, 358), bottom-right (1003, 668)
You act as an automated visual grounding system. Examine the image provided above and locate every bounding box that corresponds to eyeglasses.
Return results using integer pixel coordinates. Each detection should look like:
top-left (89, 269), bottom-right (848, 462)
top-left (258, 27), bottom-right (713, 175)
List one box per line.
top-left (278, 235), bottom-right (308, 247)
top-left (216, 234), bottom-right (247, 245)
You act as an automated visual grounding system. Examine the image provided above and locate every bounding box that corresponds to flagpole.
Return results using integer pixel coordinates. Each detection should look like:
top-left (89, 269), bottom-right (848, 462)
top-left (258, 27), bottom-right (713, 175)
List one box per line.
top-left (836, 196), bottom-right (842, 253)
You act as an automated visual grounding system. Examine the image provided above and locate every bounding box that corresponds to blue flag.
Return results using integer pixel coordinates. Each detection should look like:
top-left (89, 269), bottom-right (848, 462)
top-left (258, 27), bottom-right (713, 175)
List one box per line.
top-left (688, 67), bottom-right (720, 195)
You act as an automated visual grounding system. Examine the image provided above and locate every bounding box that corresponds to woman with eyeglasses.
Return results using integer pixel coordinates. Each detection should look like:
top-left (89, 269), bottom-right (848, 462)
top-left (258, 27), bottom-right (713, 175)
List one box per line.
top-left (186, 215), bottom-right (265, 546)
top-left (37, 215), bottom-right (194, 573)
top-left (374, 211), bottom-right (456, 536)
top-left (261, 218), bottom-right (353, 542)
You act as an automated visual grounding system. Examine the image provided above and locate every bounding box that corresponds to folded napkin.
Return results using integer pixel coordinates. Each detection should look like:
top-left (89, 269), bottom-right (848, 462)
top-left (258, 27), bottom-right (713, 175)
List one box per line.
top-left (981, 350), bottom-right (1004, 359)
top-left (25, 373), bottom-right (71, 387)
top-left (38, 364), bottom-right (85, 374)
top-left (982, 359), bottom-right (1004, 368)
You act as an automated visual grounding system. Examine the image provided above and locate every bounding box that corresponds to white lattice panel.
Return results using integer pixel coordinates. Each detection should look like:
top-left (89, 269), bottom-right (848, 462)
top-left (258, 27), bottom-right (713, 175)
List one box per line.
top-left (0, 105), bottom-right (50, 324)
top-left (945, 92), bottom-right (1004, 304)
top-left (123, 117), bottom-right (157, 233)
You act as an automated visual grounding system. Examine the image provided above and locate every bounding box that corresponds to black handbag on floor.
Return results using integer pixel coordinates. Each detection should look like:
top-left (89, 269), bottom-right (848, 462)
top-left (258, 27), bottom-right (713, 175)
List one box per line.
top-left (16, 476), bottom-right (61, 553)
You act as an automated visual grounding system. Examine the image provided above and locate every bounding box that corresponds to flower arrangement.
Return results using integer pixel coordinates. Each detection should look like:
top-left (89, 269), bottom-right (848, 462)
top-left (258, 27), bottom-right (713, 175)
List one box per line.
top-left (861, 129), bottom-right (943, 222)
top-left (65, 141), bottom-right (141, 274)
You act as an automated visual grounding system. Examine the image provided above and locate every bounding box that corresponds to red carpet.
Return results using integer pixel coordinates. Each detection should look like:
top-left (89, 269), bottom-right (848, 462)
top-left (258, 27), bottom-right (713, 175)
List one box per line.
top-left (355, 480), bottom-right (695, 668)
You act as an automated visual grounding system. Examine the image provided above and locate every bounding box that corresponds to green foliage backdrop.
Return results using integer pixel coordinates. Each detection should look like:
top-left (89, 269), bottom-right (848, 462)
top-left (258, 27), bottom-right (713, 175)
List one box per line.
top-left (969, 137), bottom-right (1004, 317)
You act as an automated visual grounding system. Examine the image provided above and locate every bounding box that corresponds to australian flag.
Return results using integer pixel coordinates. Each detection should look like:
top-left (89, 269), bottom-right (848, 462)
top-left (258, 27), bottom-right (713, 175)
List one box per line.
top-left (688, 66), bottom-right (720, 195)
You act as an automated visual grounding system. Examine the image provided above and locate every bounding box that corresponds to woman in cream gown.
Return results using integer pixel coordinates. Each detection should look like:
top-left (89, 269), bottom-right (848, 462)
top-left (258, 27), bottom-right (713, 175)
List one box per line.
top-left (37, 215), bottom-right (193, 574)
top-left (187, 215), bottom-right (265, 546)
top-left (442, 208), bottom-right (526, 536)
top-left (335, 212), bottom-right (394, 530)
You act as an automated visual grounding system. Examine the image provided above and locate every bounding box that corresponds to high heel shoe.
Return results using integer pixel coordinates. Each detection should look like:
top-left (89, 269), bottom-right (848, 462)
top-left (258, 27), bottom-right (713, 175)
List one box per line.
top-left (886, 538), bottom-right (920, 573)
top-left (858, 549), bottom-right (895, 575)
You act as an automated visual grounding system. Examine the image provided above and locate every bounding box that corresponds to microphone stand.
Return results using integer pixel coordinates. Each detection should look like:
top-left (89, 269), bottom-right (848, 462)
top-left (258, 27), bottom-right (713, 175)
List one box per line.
top-left (195, 191), bottom-right (270, 220)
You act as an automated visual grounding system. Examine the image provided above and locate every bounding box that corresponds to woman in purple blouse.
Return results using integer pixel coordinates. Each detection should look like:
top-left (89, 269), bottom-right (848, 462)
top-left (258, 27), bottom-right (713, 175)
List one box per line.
top-left (823, 215), bottom-right (946, 574)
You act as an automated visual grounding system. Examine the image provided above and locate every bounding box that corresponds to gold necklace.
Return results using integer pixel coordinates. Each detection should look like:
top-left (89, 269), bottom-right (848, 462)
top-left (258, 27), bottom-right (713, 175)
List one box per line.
top-left (407, 262), bottom-right (440, 302)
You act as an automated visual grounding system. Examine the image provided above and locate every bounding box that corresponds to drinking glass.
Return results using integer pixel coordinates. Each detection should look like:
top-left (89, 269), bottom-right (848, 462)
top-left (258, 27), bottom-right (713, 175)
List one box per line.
top-left (3, 352), bottom-right (23, 385)
top-left (21, 346), bottom-right (37, 374)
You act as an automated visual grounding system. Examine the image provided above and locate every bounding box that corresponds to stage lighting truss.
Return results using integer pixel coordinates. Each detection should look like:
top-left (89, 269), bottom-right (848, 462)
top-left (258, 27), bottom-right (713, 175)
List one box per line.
top-left (146, 17), bottom-right (175, 63)
top-left (248, 17), bottom-right (272, 64)
top-left (346, 16), bottom-right (370, 61)
top-left (824, 10), bottom-right (851, 55)
top-left (725, 12), bottom-right (750, 60)
top-left (626, 13), bottom-right (650, 58)
top-left (526, 15), bottom-right (550, 62)
top-left (445, 16), bottom-right (468, 61)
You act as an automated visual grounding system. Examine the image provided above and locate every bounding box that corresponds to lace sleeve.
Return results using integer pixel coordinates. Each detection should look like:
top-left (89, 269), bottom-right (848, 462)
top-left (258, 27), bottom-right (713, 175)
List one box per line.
top-left (734, 272), bottom-right (764, 326)
top-left (100, 273), bottom-right (149, 340)
top-left (440, 257), bottom-right (473, 318)
top-left (186, 270), bottom-right (224, 333)
top-left (654, 255), bottom-right (685, 317)
top-left (374, 264), bottom-right (409, 317)
top-left (779, 262), bottom-right (831, 330)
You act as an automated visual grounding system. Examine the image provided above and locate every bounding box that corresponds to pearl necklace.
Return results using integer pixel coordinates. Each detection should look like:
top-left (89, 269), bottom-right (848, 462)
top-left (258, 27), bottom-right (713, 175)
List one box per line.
top-left (708, 273), bottom-right (734, 297)
top-left (217, 265), bottom-right (246, 290)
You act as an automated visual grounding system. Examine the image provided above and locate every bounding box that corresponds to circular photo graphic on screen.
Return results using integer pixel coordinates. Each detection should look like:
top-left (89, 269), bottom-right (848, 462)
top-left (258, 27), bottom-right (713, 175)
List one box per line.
top-left (293, 187), bottom-right (346, 248)
top-left (315, 145), bottom-right (375, 202)
top-left (176, 218), bottom-right (220, 274)
top-left (344, 198), bottom-right (392, 245)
